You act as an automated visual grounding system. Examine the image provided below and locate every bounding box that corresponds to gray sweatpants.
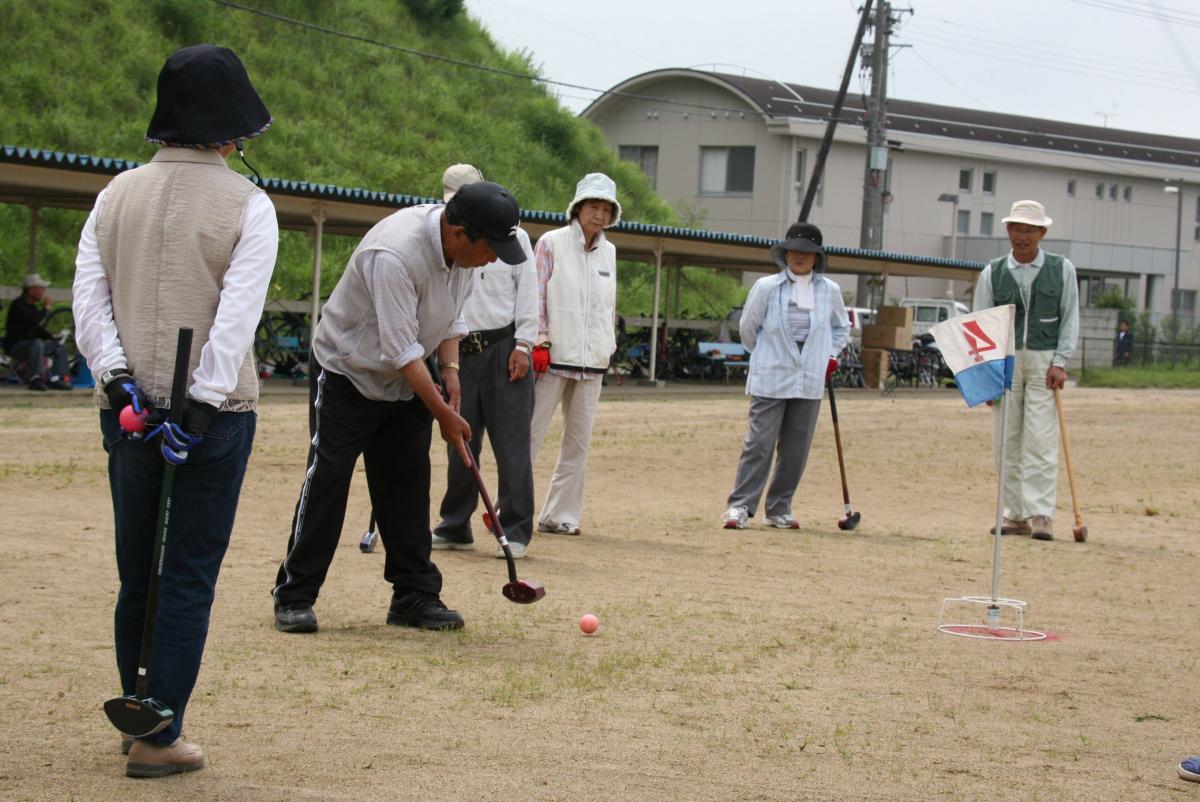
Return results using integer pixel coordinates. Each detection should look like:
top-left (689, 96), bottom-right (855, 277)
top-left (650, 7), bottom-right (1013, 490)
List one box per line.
top-left (727, 396), bottom-right (822, 518)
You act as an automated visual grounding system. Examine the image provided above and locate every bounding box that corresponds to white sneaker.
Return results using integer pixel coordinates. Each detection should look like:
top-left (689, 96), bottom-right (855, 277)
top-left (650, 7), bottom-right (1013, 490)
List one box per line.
top-left (537, 521), bottom-right (580, 536)
top-left (495, 542), bottom-right (527, 559)
top-left (723, 506), bottom-right (748, 530)
top-left (431, 533), bottom-right (475, 550)
top-left (764, 513), bottom-right (800, 529)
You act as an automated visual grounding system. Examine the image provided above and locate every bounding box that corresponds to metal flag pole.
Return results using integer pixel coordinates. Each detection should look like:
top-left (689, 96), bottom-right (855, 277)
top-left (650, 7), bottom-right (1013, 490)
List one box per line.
top-left (988, 390), bottom-right (1011, 629)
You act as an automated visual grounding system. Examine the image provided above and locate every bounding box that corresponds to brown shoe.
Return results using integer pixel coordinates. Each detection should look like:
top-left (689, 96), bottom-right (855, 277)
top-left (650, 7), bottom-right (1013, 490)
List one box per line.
top-left (990, 518), bottom-right (1031, 536)
top-left (1029, 515), bottom-right (1054, 541)
top-left (126, 737), bottom-right (205, 778)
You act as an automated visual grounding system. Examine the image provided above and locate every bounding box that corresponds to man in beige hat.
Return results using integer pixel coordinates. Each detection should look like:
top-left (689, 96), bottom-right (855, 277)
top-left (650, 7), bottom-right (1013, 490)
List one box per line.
top-left (3, 273), bottom-right (71, 391)
top-left (972, 199), bottom-right (1079, 541)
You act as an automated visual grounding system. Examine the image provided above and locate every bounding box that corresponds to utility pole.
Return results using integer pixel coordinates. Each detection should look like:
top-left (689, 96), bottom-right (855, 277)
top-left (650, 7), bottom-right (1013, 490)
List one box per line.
top-left (857, 0), bottom-right (895, 310)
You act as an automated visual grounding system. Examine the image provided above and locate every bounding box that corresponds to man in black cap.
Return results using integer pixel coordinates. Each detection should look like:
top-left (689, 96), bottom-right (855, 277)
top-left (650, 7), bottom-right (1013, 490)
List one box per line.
top-left (272, 181), bottom-right (529, 635)
top-left (73, 45), bottom-right (277, 778)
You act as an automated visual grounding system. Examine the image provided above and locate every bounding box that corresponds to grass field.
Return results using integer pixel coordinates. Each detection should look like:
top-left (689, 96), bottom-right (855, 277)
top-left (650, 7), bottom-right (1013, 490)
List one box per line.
top-left (0, 385), bottom-right (1197, 801)
top-left (1079, 364), bottom-right (1200, 389)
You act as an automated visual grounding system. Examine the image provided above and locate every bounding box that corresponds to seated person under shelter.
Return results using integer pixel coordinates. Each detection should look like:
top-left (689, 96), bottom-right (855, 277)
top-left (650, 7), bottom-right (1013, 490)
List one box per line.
top-left (3, 273), bottom-right (71, 391)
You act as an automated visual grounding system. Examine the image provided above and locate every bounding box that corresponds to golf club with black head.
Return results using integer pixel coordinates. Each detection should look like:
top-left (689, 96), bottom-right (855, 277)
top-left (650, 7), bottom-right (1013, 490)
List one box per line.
top-left (103, 327), bottom-right (192, 738)
top-left (827, 375), bottom-right (861, 530)
top-left (461, 449), bottom-right (545, 604)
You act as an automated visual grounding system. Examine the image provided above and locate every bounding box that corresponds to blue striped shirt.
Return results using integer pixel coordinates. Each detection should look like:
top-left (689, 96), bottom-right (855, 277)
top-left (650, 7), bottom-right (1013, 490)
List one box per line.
top-left (739, 270), bottom-right (850, 399)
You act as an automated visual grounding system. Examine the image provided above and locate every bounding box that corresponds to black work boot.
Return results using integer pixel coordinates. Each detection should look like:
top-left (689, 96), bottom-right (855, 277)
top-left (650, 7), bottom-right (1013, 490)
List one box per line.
top-left (274, 603), bottom-right (318, 633)
top-left (387, 590), bottom-right (464, 631)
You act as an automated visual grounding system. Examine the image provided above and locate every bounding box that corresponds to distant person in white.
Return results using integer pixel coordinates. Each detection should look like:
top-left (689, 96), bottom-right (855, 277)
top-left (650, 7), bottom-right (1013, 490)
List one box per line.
top-left (972, 199), bottom-right (1079, 542)
top-left (432, 164), bottom-right (538, 558)
top-left (528, 173), bottom-right (620, 537)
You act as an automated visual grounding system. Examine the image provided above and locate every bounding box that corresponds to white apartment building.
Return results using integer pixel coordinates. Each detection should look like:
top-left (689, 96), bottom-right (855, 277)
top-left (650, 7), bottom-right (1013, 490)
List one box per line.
top-left (582, 69), bottom-right (1200, 326)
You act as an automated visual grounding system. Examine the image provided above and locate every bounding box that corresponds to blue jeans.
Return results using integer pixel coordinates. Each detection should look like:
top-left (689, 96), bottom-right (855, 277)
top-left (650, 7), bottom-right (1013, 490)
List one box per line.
top-left (100, 408), bottom-right (256, 745)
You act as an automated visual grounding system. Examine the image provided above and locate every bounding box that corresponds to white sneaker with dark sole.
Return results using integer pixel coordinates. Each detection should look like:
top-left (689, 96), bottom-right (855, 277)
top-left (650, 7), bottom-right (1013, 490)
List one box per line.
top-left (764, 514), bottom-right (800, 529)
top-left (537, 521), bottom-right (580, 535)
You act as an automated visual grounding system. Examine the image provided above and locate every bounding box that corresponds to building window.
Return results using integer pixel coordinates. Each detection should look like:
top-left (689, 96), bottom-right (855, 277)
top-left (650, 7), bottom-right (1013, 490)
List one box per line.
top-left (1194, 196), bottom-right (1200, 241)
top-left (699, 146), bottom-right (755, 195)
top-left (1095, 182), bottom-right (1104, 198)
top-left (1067, 179), bottom-right (1076, 196)
top-left (958, 168), bottom-right (973, 192)
top-left (1109, 183), bottom-right (1118, 200)
top-left (1172, 289), bottom-right (1197, 326)
top-left (956, 209), bottom-right (970, 235)
top-left (982, 171), bottom-right (996, 195)
top-left (1123, 185), bottom-right (1132, 202)
top-left (618, 146), bottom-right (658, 189)
top-left (980, 212), bottom-right (994, 237)
top-left (793, 147), bottom-right (806, 203)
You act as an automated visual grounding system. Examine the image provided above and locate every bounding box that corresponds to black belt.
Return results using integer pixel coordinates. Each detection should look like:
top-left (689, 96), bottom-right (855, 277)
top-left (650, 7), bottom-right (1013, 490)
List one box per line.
top-left (460, 323), bottom-right (515, 355)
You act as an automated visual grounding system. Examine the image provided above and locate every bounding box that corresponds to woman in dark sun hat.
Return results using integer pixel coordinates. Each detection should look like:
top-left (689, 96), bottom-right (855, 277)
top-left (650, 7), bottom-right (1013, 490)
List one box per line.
top-left (722, 222), bottom-right (850, 531)
top-left (73, 44), bottom-right (278, 779)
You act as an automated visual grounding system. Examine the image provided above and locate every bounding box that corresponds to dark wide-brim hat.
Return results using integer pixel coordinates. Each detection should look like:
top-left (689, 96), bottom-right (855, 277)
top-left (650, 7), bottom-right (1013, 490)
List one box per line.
top-left (770, 222), bottom-right (824, 270)
top-left (146, 45), bottom-right (272, 148)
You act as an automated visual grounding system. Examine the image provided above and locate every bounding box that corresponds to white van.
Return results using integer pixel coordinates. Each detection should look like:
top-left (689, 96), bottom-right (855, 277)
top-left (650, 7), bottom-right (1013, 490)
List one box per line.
top-left (900, 298), bottom-right (970, 337)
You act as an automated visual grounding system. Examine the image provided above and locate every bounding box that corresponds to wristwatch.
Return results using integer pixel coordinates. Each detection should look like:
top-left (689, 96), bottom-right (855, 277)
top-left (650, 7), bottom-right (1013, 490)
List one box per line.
top-left (514, 342), bottom-right (532, 355)
top-left (438, 362), bottom-right (460, 371)
top-left (99, 367), bottom-right (129, 388)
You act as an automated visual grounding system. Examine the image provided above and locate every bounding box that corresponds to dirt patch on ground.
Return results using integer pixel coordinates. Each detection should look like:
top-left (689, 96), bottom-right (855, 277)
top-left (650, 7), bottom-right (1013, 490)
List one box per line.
top-left (0, 386), bottom-right (1196, 801)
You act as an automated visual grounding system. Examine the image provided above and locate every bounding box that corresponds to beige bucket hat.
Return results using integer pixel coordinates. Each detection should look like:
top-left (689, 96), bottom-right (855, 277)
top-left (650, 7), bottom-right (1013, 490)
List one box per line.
top-left (442, 163), bottom-right (484, 202)
top-left (1002, 199), bottom-right (1052, 228)
top-left (567, 173), bottom-right (621, 227)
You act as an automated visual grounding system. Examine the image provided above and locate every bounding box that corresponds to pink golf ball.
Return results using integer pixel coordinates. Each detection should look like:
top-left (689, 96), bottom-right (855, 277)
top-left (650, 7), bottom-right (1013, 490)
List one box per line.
top-left (119, 405), bottom-right (148, 433)
top-left (579, 613), bottom-right (599, 635)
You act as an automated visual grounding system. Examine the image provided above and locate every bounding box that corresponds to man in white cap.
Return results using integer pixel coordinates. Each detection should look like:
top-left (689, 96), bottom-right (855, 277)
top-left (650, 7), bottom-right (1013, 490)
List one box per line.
top-left (3, 273), bottom-right (71, 391)
top-left (973, 200), bottom-right (1079, 541)
top-left (528, 173), bottom-right (620, 536)
top-left (432, 164), bottom-right (538, 559)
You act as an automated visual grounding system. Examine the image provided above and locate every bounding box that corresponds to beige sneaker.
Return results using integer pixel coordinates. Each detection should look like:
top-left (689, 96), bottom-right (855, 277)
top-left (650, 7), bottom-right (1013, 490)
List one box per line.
top-left (126, 737), bottom-right (205, 778)
top-left (990, 518), bottom-right (1031, 536)
top-left (1029, 515), bottom-right (1054, 541)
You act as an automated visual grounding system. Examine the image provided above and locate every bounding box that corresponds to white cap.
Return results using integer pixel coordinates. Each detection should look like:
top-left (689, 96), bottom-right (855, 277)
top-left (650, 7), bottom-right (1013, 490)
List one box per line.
top-left (442, 163), bottom-right (484, 202)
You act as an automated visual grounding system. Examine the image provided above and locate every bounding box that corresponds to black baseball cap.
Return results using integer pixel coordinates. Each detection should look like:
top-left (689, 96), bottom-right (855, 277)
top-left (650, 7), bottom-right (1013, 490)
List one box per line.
top-left (451, 181), bottom-right (527, 265)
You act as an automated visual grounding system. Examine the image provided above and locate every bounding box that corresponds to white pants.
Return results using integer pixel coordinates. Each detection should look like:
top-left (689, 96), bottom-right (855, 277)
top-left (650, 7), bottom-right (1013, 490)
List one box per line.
top-left (529, 373), bottom-right (603, 527)
top-left (992, 349), bottom-right (1058, 519)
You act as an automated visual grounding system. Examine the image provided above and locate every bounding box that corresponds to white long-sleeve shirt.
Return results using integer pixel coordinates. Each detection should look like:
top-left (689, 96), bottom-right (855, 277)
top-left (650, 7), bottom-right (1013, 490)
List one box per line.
top-left (73, 187), bottom-right (279, 406)
top-left (461, 227), bottom-right (536, 343)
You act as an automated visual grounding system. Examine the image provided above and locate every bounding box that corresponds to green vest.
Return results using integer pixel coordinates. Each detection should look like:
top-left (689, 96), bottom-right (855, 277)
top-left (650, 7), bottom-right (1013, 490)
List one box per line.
top-left (989, 253), bottom-right (1065, 350)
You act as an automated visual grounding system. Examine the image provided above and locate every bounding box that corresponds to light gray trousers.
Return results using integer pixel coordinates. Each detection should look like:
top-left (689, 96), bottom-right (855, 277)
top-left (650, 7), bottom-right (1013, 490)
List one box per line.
top-left (727, 396), bottom-right (822, 518)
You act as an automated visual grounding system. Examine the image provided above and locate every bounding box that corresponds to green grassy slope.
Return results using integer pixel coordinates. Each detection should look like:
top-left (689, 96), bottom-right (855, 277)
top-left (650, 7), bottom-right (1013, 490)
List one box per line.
top-left (1, 0), bottom-right (744, 315)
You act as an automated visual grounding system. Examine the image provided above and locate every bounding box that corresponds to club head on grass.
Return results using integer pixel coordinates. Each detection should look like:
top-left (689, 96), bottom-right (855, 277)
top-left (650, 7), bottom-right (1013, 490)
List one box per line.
top-left (104, 695), bottom-right (174, 738)
top-left (1073, 525), bottom-right (1088, 543)
top-left (837, 511), bottom-right (862, 531)
top-left (503, 579), bottom-right (545, 604)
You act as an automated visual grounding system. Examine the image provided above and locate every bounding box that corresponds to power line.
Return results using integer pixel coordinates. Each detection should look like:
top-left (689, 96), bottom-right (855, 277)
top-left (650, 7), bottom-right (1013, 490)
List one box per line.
top-left (1063, 0), bottom-right (1200, 27)
top-left (214, 0), bottom-right (762, 118)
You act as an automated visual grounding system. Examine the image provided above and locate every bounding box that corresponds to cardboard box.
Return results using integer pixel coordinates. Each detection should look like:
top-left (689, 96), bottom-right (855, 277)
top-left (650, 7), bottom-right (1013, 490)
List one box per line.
top-left (875, 305), bottom-right (914, 329)
top-left (860, 347), bottom-right (889, 388)
top-left (861, 324), bottom-right (912, 351)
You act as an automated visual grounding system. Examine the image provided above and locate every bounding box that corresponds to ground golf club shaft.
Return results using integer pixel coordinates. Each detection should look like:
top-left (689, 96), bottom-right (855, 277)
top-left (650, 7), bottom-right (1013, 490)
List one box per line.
top-left (103, 327), bottom-right (192, 738)
top-left (1054, 388), bottom-right (1088, 543)
top-left (827, 376), bottom-right (861, 531)
top-left (461, 449), bottom-right (545, 604)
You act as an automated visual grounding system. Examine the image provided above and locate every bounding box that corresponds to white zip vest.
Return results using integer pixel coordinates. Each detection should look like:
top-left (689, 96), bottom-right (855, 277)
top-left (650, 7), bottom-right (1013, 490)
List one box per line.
top-left (543, 221), bottom-right (617, 372)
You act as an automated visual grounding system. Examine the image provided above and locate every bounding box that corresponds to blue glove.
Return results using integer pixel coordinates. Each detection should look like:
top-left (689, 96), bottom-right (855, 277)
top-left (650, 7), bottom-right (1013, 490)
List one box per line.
top-left (146, 420), bottom-right (202, 465)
